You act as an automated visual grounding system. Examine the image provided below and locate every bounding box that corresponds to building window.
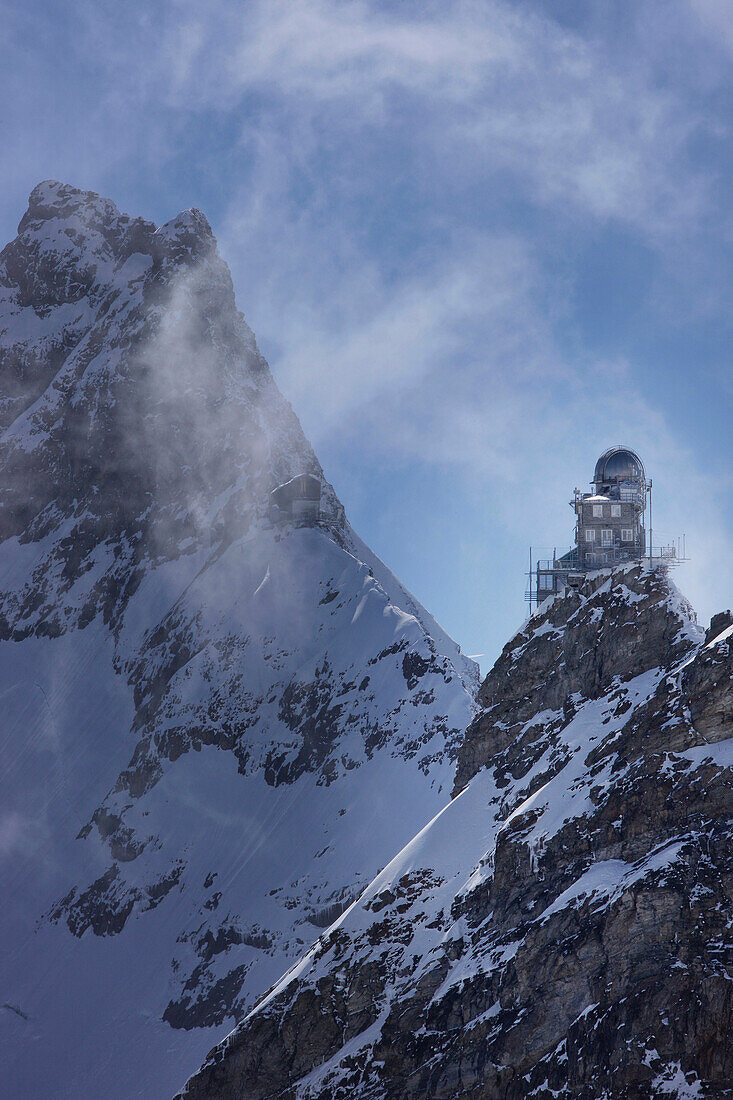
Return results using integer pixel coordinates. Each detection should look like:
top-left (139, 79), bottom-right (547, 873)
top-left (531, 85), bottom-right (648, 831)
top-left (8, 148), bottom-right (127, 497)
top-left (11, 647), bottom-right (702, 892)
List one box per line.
top-left (585, 528), bottom-right (596, 541)
top-left (602, 529), bottom-right (613, 546)
top-left (621, 528), bottom-right (634, 542)
top-left (592, 504), bottom-right (603, 518)
top-left (611, 504), bottom-right (621, 517)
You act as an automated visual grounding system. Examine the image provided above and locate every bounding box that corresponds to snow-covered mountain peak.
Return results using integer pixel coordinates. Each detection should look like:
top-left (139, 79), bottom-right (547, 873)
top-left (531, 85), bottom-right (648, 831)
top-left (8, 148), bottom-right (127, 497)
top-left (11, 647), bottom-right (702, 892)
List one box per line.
top-left (23, 178), bottom-right (129, 222)
top-left (152, 208), bottom-right (215, 260)
top-left (0, 180), bottom-right (330, 635)
top-left (0, 184), bottom-right (477, 1098)
top-left (9, 180), bottom-right (156, 309)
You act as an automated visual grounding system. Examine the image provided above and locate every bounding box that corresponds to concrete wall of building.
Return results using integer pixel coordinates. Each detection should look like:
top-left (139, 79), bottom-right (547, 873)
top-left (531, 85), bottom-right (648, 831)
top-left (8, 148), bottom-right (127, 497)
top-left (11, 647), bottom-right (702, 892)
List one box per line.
top-left (576, 497), bottom-right (645, 569)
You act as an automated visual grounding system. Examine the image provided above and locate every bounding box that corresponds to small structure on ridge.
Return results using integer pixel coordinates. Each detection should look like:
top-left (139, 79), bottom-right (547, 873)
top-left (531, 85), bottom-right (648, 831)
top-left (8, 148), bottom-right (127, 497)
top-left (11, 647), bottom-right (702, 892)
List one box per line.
top-left (529, 446), bottom-right (683, 608)
top-left (269, 474), bottom-right (322, 526)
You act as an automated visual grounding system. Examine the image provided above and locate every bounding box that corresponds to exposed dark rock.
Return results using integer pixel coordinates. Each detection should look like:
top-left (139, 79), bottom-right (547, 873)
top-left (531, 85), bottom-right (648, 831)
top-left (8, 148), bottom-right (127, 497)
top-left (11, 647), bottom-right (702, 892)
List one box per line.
top-left (164, 963), bottom-right (252, 1031)
top-left (49, 865), bottom-right (136, 937)
top-left (454, 565), bottom-right (697, 795)
top-left (403, 651), bottom-right (430, 689)
top-left (706, 609), bottom-right (733, 644)
top-left (306, 895), bottom-right (356, 928)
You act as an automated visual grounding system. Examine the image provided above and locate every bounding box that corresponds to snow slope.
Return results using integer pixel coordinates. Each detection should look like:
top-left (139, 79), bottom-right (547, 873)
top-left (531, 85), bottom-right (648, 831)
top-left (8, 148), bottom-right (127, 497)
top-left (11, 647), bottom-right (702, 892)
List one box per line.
top-left (0, 182), bottom-right (477, 1098)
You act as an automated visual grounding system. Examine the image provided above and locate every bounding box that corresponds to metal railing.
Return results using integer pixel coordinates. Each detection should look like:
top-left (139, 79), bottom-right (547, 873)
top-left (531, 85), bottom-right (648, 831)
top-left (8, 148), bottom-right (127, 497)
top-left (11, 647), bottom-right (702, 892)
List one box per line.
top-left (577, 545), bottom-right (677, 569)
top-left (538, 545), bottom-right (677, 570)
top-left (619, 486), bottom-right (646, 507)
top-left (528, 544), bottom-right (682, 603)
top-left (537, 557), bottom-right (575, 572)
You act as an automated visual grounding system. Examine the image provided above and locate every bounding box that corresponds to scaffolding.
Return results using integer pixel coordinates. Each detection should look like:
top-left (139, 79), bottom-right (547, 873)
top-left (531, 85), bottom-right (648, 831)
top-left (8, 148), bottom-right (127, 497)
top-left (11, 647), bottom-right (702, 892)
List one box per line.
top-left (526, 540), bottom-right (686, 609)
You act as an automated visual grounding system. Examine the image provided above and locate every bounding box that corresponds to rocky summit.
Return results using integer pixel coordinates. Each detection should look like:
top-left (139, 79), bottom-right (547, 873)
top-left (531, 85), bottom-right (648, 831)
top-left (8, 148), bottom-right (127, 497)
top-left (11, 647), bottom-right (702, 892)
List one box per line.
top-left (181, 565), bottom-right (733, 1099)
top-left (0, 182), bottom-right (477, 1098)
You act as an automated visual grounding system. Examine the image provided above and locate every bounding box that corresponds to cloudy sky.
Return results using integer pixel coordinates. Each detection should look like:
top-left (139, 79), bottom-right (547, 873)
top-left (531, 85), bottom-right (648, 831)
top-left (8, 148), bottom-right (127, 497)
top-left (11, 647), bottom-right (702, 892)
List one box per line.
top-left (2, 0), bottom-right (731, 666)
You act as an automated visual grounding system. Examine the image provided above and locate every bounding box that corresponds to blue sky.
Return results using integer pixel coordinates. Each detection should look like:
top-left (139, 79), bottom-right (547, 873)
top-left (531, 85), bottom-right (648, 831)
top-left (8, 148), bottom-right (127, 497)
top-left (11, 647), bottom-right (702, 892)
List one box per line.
top-left (2, 0), bottom-right (731, 668)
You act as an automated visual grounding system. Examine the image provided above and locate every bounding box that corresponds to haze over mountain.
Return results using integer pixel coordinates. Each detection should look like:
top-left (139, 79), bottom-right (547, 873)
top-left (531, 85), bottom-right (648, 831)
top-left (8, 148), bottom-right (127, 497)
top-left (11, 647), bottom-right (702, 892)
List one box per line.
top-left (0, 182), bottom-right (477, 1098)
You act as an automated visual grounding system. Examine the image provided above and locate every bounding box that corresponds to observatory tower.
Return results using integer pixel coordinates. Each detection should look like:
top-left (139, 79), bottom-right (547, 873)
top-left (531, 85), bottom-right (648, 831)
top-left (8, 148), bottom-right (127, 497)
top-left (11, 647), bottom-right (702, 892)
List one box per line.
top-left (577, 446), bottom-right (647, 569)
top-left (531, 446), bottom-right (681, 606)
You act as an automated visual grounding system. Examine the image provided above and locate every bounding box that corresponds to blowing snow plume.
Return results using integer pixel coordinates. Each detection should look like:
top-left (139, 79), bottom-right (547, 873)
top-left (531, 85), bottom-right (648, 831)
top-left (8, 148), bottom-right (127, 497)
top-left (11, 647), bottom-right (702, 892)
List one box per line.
top-left (0, 181), bottom-right (477, 1098)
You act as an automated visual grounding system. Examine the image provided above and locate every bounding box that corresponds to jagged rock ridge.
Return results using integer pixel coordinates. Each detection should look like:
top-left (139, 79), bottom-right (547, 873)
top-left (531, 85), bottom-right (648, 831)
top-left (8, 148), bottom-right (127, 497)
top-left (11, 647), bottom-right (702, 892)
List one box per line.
top-left (182, 564), bottom-right (733, 1100)
top-left (0, 182), bottom-right (477, 1099)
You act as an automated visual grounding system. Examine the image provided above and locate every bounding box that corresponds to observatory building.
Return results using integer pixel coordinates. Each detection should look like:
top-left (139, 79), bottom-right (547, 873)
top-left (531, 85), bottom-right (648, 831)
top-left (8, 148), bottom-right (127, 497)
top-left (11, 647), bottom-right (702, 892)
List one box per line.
top-left (268, 473), bottom-right (347, 531)
top-left (531, 446), bottom-right (680, 607)
top-left (577, 447), bottom-right (647, 569)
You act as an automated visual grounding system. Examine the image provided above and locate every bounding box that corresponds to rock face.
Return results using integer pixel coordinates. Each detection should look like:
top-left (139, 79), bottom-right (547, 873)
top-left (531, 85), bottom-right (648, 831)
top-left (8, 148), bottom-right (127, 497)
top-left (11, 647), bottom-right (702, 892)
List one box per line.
top-left (0, 182), bottom-right (477, 1099)
top-left (181, 565), bottom-right (733, 1099)
top-left (454, 566), bottom-right (697, 795)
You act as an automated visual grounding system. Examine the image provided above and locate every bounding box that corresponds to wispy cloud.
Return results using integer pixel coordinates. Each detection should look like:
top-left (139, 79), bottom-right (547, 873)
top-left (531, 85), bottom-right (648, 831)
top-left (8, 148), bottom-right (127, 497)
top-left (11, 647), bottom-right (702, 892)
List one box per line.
top-left (3, 1), bottom-right (714, 235)
top-left (152, 0), bottom-right (713, 237)
top-left (688, 0), bottom-right (733, 54)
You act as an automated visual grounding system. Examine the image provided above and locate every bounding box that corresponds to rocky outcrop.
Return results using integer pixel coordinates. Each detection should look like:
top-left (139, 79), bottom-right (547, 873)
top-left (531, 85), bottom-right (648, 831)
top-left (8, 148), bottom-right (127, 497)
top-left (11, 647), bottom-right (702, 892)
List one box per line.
top-left (454, 564), bottom-right (697, 794)
top-left (181, 566), bottom-right (733, 1099)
